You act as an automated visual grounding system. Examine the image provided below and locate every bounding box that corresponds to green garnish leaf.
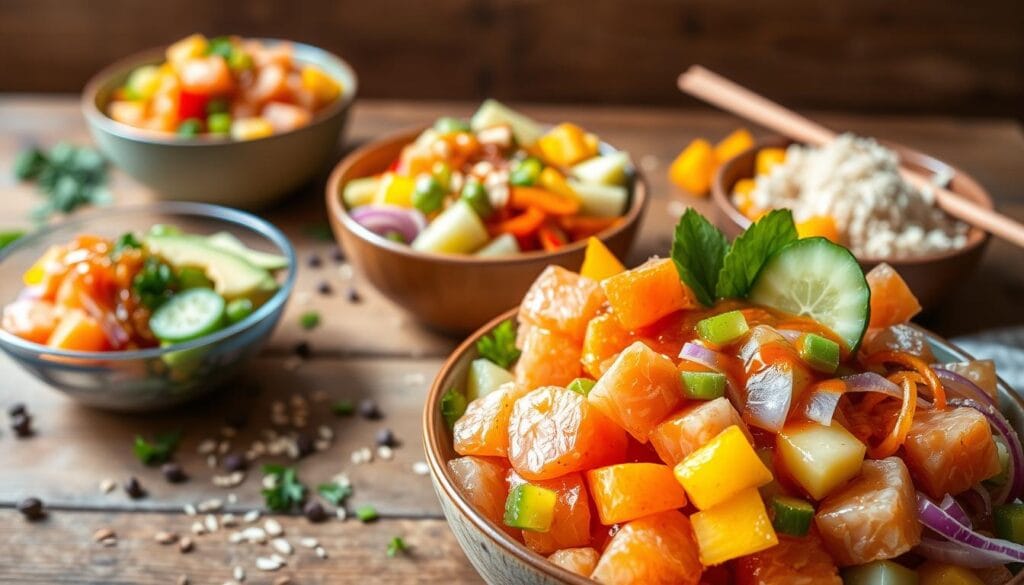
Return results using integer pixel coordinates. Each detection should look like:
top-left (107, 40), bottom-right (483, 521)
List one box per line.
top-left (111, 232), bottom-right (142, 258)
top-left (132, 257), bottom-right (178, 309)
top-left (386, 536), bottom-right (408, 557)
top-left (355, 504), bottom-right (379, 523)
top-left (0, 230), bottom-right (25, 251)
top-left (300, 310), bottom-right (321, 330)
top-left (206, 36), bottom-right (235, 59)
top-left (715, 209), bottom-right (797, 299)
top-left (16, 143), bottom-right (110, 222)
top-left (440, 388), bottom-right (468, 429)
top-left (133, 430), bottom-right (181, 465)
top-left (671, 208), bottom-right (728, 307)
top-left (261, 465), bottom-right (307, 512)
top-left (331, 399), bottom-right (355, 416)
top-left (475, 320), bottom-right (520, 369)
top-left (317, 482), bottom-right (353, 506)
top-left (14, 148), bottom-right (47, 180)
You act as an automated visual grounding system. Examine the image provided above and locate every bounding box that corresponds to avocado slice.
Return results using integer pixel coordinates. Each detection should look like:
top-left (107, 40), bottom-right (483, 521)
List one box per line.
top-left (205, 232), bottom-right (290, 271)
top-left (144, 234), bottom-right (278, 301)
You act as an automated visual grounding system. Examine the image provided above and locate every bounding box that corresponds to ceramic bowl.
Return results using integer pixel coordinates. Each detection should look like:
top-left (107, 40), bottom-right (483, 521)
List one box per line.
top-left (82, 39), bottom-right (358, 209)
top-left (422, 309), bottom-right (1024, 584)
top-left (325, 128), bottom-right (648, 336)
top-left (711, 137), bottom-right (992, 310)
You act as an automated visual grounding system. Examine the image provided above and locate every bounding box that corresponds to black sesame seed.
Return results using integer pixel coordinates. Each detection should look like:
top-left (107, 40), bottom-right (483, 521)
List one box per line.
top-left (294, 341), bottom-right (312, 360)
top-left (7, 403), bottom-right (26, 417)
top-left (375, 428), bottom-right (398, 448)
top-left (303, 500), bottom-right (327, 523)
top-left (10, 413), bottom-right (33, 438)
top-left (161, 462), bottom-right (188, 484)
top-left (317, 281), bottom-right (333, 295)
top-left (307, 254), bottom-right (323, 269)
top-left (124, 477), bottom-right (146, 499)
top-left (346, 287), bottom-right (362, 303)
top-left (331, 247), bottom-right (345, 263)
top-left (222, 453), bottom-right (248, 472)
top-left (357, 399), bottom-right (382, 420)
top-left (295, 434), bottom-right (315, 458)
top-left (17, 497), bottom-right (45, 521)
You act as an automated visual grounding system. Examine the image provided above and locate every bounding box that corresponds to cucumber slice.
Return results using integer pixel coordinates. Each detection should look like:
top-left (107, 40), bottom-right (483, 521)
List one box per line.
top-left (798, 333), bottom-right (840, 374)
top-left (680, 371), bottom-right (726, 400)
top-left (770, 495), bottom-right (814, 536)
top-left (748, 238), bottom-right (870, 351)
top-left (467, 358), bottom-right (514, 400)
top-left (503, 484), bottom-right (557, 532)
top-left (697, 310), bottom-right (749, 345)
top-left (567, 179), bottom-right (628, 218)
top-left (149, 288), bottom-right (226, 343)
top-left (411, 200), bottom-right (489, 254)
top-left (470, 100), bottom-right (544, 147)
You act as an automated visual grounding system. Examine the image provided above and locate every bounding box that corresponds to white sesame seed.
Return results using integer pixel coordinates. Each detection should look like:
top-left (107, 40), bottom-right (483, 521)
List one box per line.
top-left (299, 537), bottom-right (319, 549)
top-left (243, 510), bottom-right (261, 523)
top-left (221, 513), bottom-right (238, 527)
top-left (314, 546), bottom-right (328, 559)
top-left (242, 527), bottom-right (267, 544)
top-left (377, 445), bottom-right (394, 460)
top-left (264, 518), bottom-right (283, 537)
top-left (99, 479), bottom-right (117, 494)
top-left (183, 504), bottom-right (198, 516)
top-left (317, 425), bottom-right (334, 440)
top-left (198, 499), bottom-right (224, 513)
top-left (206, 454), bottom-right (218, 468)
top-left (255, 557), bottom-right (282, 572)
top-left (227, 493), bottom-right (238, 505)
top-left (233, 566), bottom-right (245, 582)
top-left (412, 461), bottom-right (430, 476)
top-left (228, 531), bottom-right (245, 544)
top-left (190, 521), bottom-right (206, 535)
top-left (271, 538), bottom-right (293, 556)
top-left (336, 507), bottom-right (348, 521)
top-left (270, 553), bottom-right (287, 565)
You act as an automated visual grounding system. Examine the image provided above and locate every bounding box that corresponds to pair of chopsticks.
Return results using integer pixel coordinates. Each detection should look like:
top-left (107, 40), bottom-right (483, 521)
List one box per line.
top-left (678, 66), bottom-right (1024, 249)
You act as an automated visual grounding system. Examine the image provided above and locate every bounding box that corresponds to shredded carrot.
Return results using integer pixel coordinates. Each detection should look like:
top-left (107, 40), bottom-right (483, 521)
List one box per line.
top-left (862, 350), bottom-right (947, 410)
top-left (510, 187), bottom-right (580, 216)
top-left (558, 215), bottom-right (621, 239)
top-left (867, 372), bottom-right (919, 458)
top-left (491, 207), bottom-right (546, 238)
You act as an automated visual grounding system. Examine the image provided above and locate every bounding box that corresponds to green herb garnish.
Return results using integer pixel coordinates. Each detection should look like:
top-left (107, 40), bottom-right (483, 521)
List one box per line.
top-left (14, 143), bottom-right (110, 222)
top-left (440, 388), bottom-right (467, 429)
top-left (132, 257), bottom-right (178, 309)
top-left (317, 482), bottom-right (353, 506)
top-left (261, 465), bottom-right (307, 512)
top-left (206, 36), bottom-right (235, 59)
top-left (111, 232), bottom-right (142, 258)
top-left (475, 319), bottom-right (520, 369)
top-left (133, 430), bottom-right (181, 465)
top-left (0, 230), bottom-right (25, 251)
top-left (355, 504), bottom-right (379, 523)
top-left (332, 400), bottom-right (355, 416)
top-left (671, 209), bottom-right (729, 307)
top-left (386, 536), bottom-right (408, 557)
top-left (715, 210), bottom-right (797, 299)
top-left (300, 310), bottom-right (321, 330)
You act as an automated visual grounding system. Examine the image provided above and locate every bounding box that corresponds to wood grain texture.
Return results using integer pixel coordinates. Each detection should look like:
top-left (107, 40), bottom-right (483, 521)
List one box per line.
top-left (0, 0), bottom-right (1021, 116)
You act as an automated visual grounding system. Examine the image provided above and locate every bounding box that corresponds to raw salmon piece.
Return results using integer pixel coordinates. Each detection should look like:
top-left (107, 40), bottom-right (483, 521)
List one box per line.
top-left (586, 463), bottom-right (688, 525)
top-left (582, 313), bottom-right (636, 379)
top-left (602, 258), bottom-right (698, 330)
top-left (448, 456), bottom-right (511, 530)
top-left (649, 398), bottom-right (752, 466)
top-left (2, 300), bottom-right (59, 344)
top-left (860, 323), bottom-right (935, 363)
top-left (47, 309), bottom-right (109, 352)
top-left (509, 471), bottom-right (592, 554)
top-left (591, 510), bottom-right (703, 585)
top-left (453, 386), bottom-right (517, 458)
top-left (866, 263), bottom-right (921, 329)
top-left (514, 326), bottom-right (583, 391)
top-left (588, 341), bottom-right (682, 442)
top-left (734, 530), bottom-right (841, 585)
top-left (903, 406), bottom-right (1001, 499)
top-left (548, 547), bottom-right (600, 577)
top-left (519, 265), bottom-right (606, 342)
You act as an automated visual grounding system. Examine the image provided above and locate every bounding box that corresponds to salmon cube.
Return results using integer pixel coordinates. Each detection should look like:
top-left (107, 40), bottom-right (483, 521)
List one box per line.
top-left (588, 341), bottom-right (682, 442)
top-left (649, 397), bottom-right (752, 466)
top-left (587, 463), bottom-right (688, 525)
top-left (591, 510), bottom-right (703, 585)
top-left (448, 456), bottom-right (511, 531)
top-left (815, 457), bottom-right (921, 566)
top-left (903, 407), bottom-right (1001, 499)
top-left (602, 258), bottom-right (698, 330)
top-left (509, 472), bottom-right (592, 554)
top-left (582, 313), bottom-right (636, 379)
top-left (548, 547), bottom-right (600, 577)
top-left (860, 323), bottom-right (935, 363)
top-left (514, 326), bottom-right (582, 390)
top-left (866, 263), bottom-right (921, 329)
top-left (261, 102), bottom-right (312, 133)
top-left (509, 386), bottom-right (627, 481)
top-left (47, 309), bottom-right (109, 352)
top-left (2, 300), bottom-right (59, 345)
top-left (453, 386), bottom-right (517, 458)
top-left (735, 531), bottom-right (841, 585)
top-left (519, 265), bottom-right (606, 342)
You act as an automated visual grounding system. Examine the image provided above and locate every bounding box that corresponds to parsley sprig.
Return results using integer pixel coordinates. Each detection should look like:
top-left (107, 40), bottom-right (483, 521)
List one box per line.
top-left (475, 320), bottom-right (520, 369)
top-left (14, 143), bottom-right (111, 222)
top-left (262, 465), bottom-right (307, 512)
top-left (133, 431), bottom-right (181, 465)
top-left (317, 482), bottom-right (353, 506)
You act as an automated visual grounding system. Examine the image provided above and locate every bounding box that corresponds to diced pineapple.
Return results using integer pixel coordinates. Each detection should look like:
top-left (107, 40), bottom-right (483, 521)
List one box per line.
top-left (918, 561), bottom-right (985, 585)
top-left (230, 117), bottom-right (275, 141)
top-left (342, 176), bottom-right (381, 208)
top-left (571, 151), bottom-right (630, 186)
top-left (674, 425), bottom-right (773, 510)
top-left (776, 421), bottom-right (865, 500)
top-left (538, 123), bottom-right (599, 167)
top-left (411, 201), bottom-right (488, 254)
top-left (300, 64), bottom-right (342, 105)
top-left (538, 167), bottom-right (580, 201)
top-left (691, 488), bottom-right (778, 566)
top-left (467, 359), bottom-right (514, 401)
top-left (373, 173), bottom-right (416, 207)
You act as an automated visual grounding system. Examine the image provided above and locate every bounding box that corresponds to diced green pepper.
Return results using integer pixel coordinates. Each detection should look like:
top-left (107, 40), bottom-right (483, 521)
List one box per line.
top-left (461, 180), bottom-right (493, 219)
top-left (431, 161), bottom-right (452, 190)
top-left (177, 118), bottom-right (203, 137)
top-left (841, 560), bottom-right (918, 585)
top-left (503, 484), bottom-right (557, 532)
top-left (433, 117), bottom-right (470, 135)
top-left (798, 333), bottom-right (841, 374)
top-left (178, 266), bottom-right (214, 290)
top-left (228, 50), bottom-right (253, 70)
top-left (510, 157), bottom-right (543, 187)
top-left (994, 504), bottom-right (1024, 544)
top-left (440, 388), bottom-right (467, 429)
top-left (567, 378), bottom-right (596, 396)
top-left (770, 495), bottom-right (815, 537)
top-left (680, 371), bottom-right (726, 400)
top-left (207, 112), bottom-right (232, 135)
top-left (696, 310), bottom-right (749, 345)
top-left (225, 298), bottom-right (254, 324)
top-left (413, 175), bottom-right (445, 214)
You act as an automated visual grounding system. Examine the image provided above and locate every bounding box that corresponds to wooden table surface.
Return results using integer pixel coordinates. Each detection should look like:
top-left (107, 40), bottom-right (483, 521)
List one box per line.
top-left (0, 97), bottom-right (1022, 584)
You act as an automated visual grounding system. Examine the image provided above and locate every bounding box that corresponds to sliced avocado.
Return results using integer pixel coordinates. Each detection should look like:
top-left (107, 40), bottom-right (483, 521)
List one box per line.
top-left (470, 100), bottom-right (544, 147)
top-left (145, 234), bottom-right (277, 301)
top-left (567, 179), bottom-right (628, 218)
top-left (205, 232), bottom-right (289, 271)
top-left (571, 151), bottom-right (631, 186)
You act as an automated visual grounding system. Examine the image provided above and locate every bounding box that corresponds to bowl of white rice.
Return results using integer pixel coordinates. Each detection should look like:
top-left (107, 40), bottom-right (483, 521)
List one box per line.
top-left (712, 135), bottom-right (992, 310)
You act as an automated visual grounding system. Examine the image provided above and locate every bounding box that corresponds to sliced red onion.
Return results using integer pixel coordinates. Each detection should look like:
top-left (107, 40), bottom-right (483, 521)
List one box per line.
top-left (737, 325), bottom-right (788, 367)
top-left (916, 537), bottom-right (1016, 569)
top-left (939, 493), bottom-right (972, 528)
top-left (777, 329), bottom-right (802, 343)
top-left (917, 492), bottom-right (1024, 566)
top-left (963, 484), bottom-right (994, 522)
top-left (802, 383), bottom-right (844, 426)
top-left (349, 205), bottom-right (427, 244)
top-left (935, 368), bottom-right (997, 407)
top-left (948, 398), bottom-right (1024, 504)
top-left (841, 371), bottom-right (902, 399)
top-left (744, 364), bottom-right (793, 433)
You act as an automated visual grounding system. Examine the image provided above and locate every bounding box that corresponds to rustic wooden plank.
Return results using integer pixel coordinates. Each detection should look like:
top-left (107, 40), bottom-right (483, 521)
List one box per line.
top-left (0, 509), bottom-right (483, 584)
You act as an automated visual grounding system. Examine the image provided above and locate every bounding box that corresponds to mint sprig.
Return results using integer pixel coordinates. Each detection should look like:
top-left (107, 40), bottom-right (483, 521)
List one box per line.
top-left (671, 209), bottom-right (728, 306)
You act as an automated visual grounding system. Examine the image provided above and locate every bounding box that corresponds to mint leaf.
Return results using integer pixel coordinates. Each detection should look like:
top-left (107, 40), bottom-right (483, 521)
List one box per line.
top-left (262, 465), bottom-right (307, 512)
top-left (716, 209), bottom-right (797, 299)
top-left (671, 209), bottom-right (728, 307)
top-left (133, 431), bottom-right (181, 465)
top-left (317, 482), bottom-right (353, 506)
top-left (475, 320), bottom-right (520, 369)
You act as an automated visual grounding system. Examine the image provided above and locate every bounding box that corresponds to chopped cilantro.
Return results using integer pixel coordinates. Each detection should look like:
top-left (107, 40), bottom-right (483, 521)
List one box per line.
top-left (355, 504), bottom-right (379, 523)
top-left (132, 257), bottom-right (178, 309)
top-left (133, 430), bottom-right (181, 466)
top-left (475, 319), bottom-right (520, 369)
top-left (261, 465), bottom-right (307, 512)
top-left (386, 536), bottom-right (408, 557)
top-left (300, 310), bottom-right (321, 330)
top-left (317, 482), bottom-right (353, 506)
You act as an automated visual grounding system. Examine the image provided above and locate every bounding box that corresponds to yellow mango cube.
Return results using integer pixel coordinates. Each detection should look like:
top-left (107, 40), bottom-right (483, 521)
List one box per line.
top-left (166, 34), bottom-right (209, 70)
top-left (538, 167), bottom-right (580, 201)
top-left (673, 425), bottom-right (773, 510)
top-left (538, 123), bottom-right (599, 167)
top-left (777, 421), bottom-right (865, 500)
top-left (918, 561), bottom-right (985, 585)
top-left (373, 173), bottom-right (416, 207)
top-left (714, 128), bottom-right (755, 163)
top-left (691, 488), bottom-right (778, 566)
top-left (580, 237), bottom-right (626, 282)
top-left (733, 178), bottom-right (756, 196)
top-left (796, 215), bottom-right (841, 243)
top-left (668, 139), bottom-right (715, 196)
top-left (230, 117), bottom-right (275, 141)
top-left (755, 147), bottom-right (786, 176)
top-left (301, 65), bottom-right (342, 105)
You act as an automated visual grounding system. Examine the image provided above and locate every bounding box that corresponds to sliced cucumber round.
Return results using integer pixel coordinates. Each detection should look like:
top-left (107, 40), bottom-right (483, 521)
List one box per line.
top-left (748, 237), bottom-right (870, 351)
top-left (149, 288), bottom-right (226, 343)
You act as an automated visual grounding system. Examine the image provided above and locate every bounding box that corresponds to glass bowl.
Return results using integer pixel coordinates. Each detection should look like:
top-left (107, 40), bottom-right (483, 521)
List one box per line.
top-left (0, 202), bottom-right (296, 411)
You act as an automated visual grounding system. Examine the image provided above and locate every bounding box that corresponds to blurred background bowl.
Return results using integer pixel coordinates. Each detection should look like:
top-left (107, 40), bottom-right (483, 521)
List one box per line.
top-left (82, 39), bottom-right (357, 209)
top-left (712, 137), bottom-right (992, 310)
top-left (0, 202), bottom-right (296, 411)
top-left (325, 127), bottom-right (649, 336)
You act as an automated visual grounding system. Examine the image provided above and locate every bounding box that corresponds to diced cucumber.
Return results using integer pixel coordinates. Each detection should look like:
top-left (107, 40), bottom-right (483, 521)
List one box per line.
top-left (567, 179), bottom-right (628, 218)
top-left (411, 200), bottom-right (489, 254)
top-left (680, 371), bottom-right (726, 400)
top-left (206, 232), bottom-right (290, 271)
top-left (567, 378), bottom-right (596, 396)
top-left (842, 560), bottom-right (918, 585)
top-left (503, 484), bottom-right (557, 532)
top-left (433, 116), bottom-right (470, 135)
top-left (986, 439), bottom-right (1010, 487)
top-left (749, 238), bottom-right (870, 351)
top-left (470, 99), bottom-right (544, 147)
top-left (440, 388), bottom-right (467, 429)
top-left (475, 234), bottom-right (521, 257)
top-left (149, 288), bottom-right (226, 343)
top-left (994, 504), bottom-right (1024, 544)
top-left (697, 310), bottom-right (749, 345)
top-left (571, 151), bottom-right (630, 186)
top-left (343, 176), bottom-right (382, 208)
top-left (770, 495), bottom-right (814, 536)
top-left (177, 266), bottom-right (214, 290)
top-left (467, 358), bottom-right (514, 400)
top-left (798, 333), bottom-right (841, 374)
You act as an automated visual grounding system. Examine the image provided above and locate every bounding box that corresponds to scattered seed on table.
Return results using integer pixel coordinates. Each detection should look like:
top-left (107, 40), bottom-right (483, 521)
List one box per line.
top-left (221, 513), bottom-right (238, 527)
top-left (191, 521), bottom-right (207, 535)
top-left (345, 287), bottom-right (362, 303)
top-left (233, 566), bottom-right (246, 582)
top-left (299, 537), bottom-right (319, 549)
top-left (243, 526), bottom-right (268, 544)
top-left (229, 531), bottom-right (245, 544)
top-left (336, 507), bottom-right (348, 521)
top-left (293, 341), bottom-right (312, 360)
top-left (375, 428), bottom-right (398, 447)
top-left (183, 504), bottom-right (198, 516)
top-left (92, 527), bottom-right (116, 543)
top-left (204, 514), bottom-right (219, 533)
top-left (7, 403), bottom-right (26, 417)
top-left (178, 537), bottom-right (194, 553)
top-left (331, 247), bottom-right (345, 263)
top-left (222, 453), bottom-right (248, 472)
top-left (264, 518), bottom-right (284, 537)
top-left (412, 461), bottom-right (430, 476)
top-left (176, 576), bottom-right (189, 585)
top-left (243, 510), bottom-right (261, 524)
top-left (303, 501), bottom-right (327, 523)
top-left (271, 537), bottom-right (293, 556)
top-left (307, 254), bottom-right (322, 268)
top-left (358, 398), bottom-right (381, 420)
top-left (99, 478), bottom-right (118, 494)
top-left (315, 545), bottom-right (328, 559)
top-left (316, 281), bottom-right (332, 295)
top-left (377, 445), bottom-right (394, 460)
top-left (161, 462), bottom-right (188, 483)
top-left (197, 439), bottom-right (218, 455)
top-left (17, 497), bottom-right (44, 521)
top-left (256, 556), bottom-right (283, 571)
top-left (11, 413), bottom-right (33, 437)
top-left (198, 498), bottom-right (223, 512)
top-left (124, 477), bottom-right (146, 499)
top-left (154, 531), bottom-right (178, 545)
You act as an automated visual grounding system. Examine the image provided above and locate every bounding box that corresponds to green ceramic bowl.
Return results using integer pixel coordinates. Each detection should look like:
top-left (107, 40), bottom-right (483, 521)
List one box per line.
top-left (82, 39), bottom-right (357, 209)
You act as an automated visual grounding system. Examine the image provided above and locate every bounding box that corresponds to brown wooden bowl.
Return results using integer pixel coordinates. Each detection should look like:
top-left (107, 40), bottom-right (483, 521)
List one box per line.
top-left (711, 137), bottom-right (992, 311)
top-left (325, 128), bottom-right (648, 336)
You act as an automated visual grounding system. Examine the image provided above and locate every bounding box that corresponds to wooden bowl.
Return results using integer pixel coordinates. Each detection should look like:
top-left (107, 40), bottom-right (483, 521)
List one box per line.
top-left (325, 128), bottom-right (648, 336)
top-left (422, 309), bottom-right (1024, 584)
top-left (711, 137), bottom-right (992, 310)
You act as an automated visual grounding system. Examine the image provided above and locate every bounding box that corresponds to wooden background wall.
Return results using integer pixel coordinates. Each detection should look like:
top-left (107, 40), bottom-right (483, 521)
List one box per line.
top-left (0, 0), bottom-right (1021, 116)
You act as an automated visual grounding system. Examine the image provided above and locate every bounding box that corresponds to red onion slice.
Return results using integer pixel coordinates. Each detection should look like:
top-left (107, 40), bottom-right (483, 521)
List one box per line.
top-left (917, 492), bottom-right (1024, 566)
top-left (744, 364), bottom-right (793, 433)
top-left (802, 383), bottom-right (844, 426)
top-left (349, 205), bottom-right (427, 244)
top-left (948, 398), bottom-right (1024, 504)
top-left (939, 493), bottom-right (972, 528)
top-left (841, 371), bottom-right (902, 399)
top-left (935, 368), bottom-right (997, 407)
top-left (916, 537), bottom-right (1016, 569)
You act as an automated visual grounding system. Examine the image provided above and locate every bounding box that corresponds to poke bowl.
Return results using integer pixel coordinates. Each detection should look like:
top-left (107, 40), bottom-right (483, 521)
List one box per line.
top-left (0, 202), bottom-right (296, 411)
top-left (83, 35), bottom-right (358, 208)
top-left (711, 136), bottom-right (992, 310)
top-left (423, 209), bottom-right (1024, 584)
top-left (326, 100), bottom-right (649, 335)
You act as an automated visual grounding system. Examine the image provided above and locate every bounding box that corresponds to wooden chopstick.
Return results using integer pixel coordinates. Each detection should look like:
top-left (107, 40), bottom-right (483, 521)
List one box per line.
top-left (678, 65), bottom-right (1024, 249)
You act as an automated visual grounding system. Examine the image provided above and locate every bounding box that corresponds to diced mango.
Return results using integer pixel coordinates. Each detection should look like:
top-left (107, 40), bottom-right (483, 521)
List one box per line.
top-left (755, 148), bottom-right (786, 176)
top-left (903, 406), bottom-right (1001, 499)
top-left (918, 561), bottom-right (985, 585)
top-left (668, 139), bottom-right (715, 196)
top-left (586, 463), bottom-right (688, 525)
top-left (714, 128), bottom-right (755, 163)
top-left (581, 312), bottom-right (635, 379)
top-left (372, 172), bottom-right (416, 207)
top-left (776, 421), bottom-right (865, 500)
top-left (514, 326), bottom-right (582, 390)
top-left (591, 510), bottom-right (703, 585)
top-left (537, 123), bottom-right (599, 167)
top-left (453, 385), bottom-right (518, 458)
top-left (580, 237), bottom-right (626, 282)
top-left (108, 101), bottom-right (147, 126)
top-left (548, 547), bottom-right (600, 577)
top-left (650, 397), bottom-right (752, 466)
top-left (674, 425), bottom-right (773, 510)
top-left (166, 34), bottom-right (209, 70)
top-left (230, 117), bottom-right (275, 141)
top-left (796, 215), bottom-right (841, 243)
top-left (538, 167), bottom-right (580, 201)
top-left (519, 265), bottom-right (605, 342)
top-left (691, 488), bottom-right (778, 566)
top-left (47, 309), bottom-right (109, 352)
top-left (588, 341), bottom-right (682, 442)
top-left (301, 64), bottom-right (342, 105)
top-left (602, 258), bottom-right (697, 330)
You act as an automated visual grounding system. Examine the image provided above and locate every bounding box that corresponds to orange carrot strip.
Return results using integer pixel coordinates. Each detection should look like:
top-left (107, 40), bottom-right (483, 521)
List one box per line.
top-left (538, 224), bottom-right (567, 252)
top-left (510, 187), bottom-right (580, 216)
top-left (868, 372), bottom-right (919, 458)
top-left (863, 350), bottom-right (947, 410)
top-left (492, 207), bottom-right (547, 238)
